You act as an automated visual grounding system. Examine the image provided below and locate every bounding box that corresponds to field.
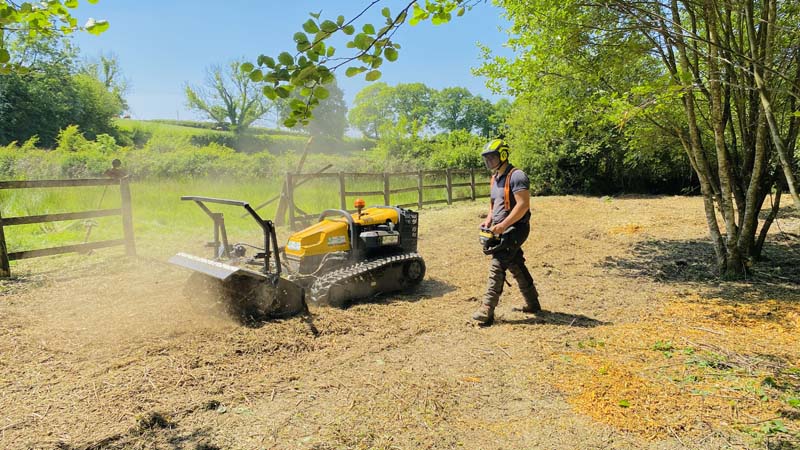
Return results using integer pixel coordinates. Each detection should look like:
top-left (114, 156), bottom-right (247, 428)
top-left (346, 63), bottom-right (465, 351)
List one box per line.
top-left (1, 193), bottom-right (799, 449)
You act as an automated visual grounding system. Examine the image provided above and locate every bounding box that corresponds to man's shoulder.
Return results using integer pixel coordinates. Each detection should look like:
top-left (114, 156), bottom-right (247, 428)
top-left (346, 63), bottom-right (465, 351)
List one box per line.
top-left (509, 167), bottom-right (529, 183)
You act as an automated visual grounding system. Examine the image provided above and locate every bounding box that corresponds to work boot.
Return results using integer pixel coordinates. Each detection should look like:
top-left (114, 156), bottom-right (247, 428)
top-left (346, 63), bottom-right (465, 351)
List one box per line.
top-left (513, 292), bottom-right (541, 314)
top-left (472, 303), bottom-right (495, 325)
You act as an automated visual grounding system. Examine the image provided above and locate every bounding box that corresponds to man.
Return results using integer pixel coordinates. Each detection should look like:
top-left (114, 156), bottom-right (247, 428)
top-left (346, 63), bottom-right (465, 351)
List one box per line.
top-left (473, 138), bottom-right (541, 325)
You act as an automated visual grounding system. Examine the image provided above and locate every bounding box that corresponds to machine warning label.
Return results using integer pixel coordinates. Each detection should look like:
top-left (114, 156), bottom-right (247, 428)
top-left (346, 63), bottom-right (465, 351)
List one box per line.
top-left (327, 236), bottom-right (346, 246)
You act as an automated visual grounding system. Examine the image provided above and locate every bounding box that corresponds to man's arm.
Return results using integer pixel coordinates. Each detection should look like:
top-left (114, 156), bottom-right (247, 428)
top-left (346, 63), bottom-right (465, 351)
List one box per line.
top-left (481, 202), bottom-right (493, 228)
top-left (491, 189), bottom-right (530, 235)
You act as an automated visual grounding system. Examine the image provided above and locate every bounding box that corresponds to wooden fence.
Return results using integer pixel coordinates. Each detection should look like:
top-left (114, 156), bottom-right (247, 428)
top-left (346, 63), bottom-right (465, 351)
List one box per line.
top-left (0, 178), bottom-right (136, 277)
top-left (284, 168), bottom-right (490, 230)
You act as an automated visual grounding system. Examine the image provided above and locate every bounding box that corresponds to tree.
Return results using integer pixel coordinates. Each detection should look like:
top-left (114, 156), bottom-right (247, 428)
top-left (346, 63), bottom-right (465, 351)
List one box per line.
top-left (348, 82), bottom-right (436, 138)
top-left (0, 0), bottom-right (107, 74)
top-left (80, 53), bottom-right (129, 111)
top-left (0, 35), bottom-right (122, 147)
top-left (481, 0), bottom-right (800, 277)
top-left (487, 98), bottom-right (512, 136)
top-left (185, 60), bottom-right (275, 134)
top-left (279, 79), bottom-right (348, 140)
top-left (348, 82), bottom-right (394, 139)
top-left (391, 82), bottom-right (436, 131)
top-left (433, 87), bottom-right (494, 134)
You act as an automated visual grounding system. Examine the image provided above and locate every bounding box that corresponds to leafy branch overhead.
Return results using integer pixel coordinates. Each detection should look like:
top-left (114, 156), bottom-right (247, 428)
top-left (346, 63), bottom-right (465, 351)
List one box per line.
top-left (0, 0), bottom-right (108, 74)
top-left (245, 0), bottom-right (478, 128)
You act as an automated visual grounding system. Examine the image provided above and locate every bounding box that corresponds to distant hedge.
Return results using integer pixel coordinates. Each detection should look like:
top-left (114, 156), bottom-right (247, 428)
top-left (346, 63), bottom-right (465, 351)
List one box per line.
top-left (117, 120), bottom-right (375, 155)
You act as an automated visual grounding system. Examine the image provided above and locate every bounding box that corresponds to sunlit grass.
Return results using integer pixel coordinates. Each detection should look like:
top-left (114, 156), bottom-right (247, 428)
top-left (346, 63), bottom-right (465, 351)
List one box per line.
top-left (1, 175), bottom-right (490, 254)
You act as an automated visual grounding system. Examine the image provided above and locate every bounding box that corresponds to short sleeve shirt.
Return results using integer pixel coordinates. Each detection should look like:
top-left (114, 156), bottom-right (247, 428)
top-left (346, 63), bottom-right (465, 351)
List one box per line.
top-left (490, 165), bottom-right (531, 225)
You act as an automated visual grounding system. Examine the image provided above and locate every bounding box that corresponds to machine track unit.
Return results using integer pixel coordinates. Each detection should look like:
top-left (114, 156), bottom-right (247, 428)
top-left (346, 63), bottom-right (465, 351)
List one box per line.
top-left (170, 196), bottom-right (425, 322)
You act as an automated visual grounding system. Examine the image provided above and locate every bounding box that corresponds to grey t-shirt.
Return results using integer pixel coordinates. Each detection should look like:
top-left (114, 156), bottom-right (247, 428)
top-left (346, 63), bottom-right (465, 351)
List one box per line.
top-left (490, 165), bottom-right (531, 225)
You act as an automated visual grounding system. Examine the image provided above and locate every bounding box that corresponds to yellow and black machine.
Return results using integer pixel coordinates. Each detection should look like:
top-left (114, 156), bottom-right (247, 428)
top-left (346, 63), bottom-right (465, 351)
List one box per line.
top-left (170, 196), bottom-right (425, 322)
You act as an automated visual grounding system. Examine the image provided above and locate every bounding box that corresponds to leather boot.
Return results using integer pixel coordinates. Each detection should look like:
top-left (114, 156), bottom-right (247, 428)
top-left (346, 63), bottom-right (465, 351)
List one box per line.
top-left (472, 303), bottom-right (495, 325)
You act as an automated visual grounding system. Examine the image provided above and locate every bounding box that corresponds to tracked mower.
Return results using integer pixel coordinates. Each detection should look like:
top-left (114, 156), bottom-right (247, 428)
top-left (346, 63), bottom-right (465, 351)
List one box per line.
top-left (170, 196), bottom-right (426, 322)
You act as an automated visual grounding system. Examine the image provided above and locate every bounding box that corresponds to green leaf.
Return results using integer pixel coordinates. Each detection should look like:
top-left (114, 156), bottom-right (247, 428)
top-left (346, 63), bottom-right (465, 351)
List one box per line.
top-left (362, 24), bottom-right (375, 35)
top-left (342, 24), bottom-right (355, 35)
top-left (457, 7), bottom-right (465, 17)
top-left (85, 18), bottom-right (109, 35)
top-left (365, 70), bottom-right (381, 81)
top-left (65, 0), bottom-right (79, 8)
top-left (275, 86), bottom-right (291, 98)
top-left (354, 33), bottom-right (370, 50)
top-left (336, 15), bottom-right (345, 26)
top-left (87, 0), bottom-right (99, 3)
top-left (278, 52), bottom-right (294, 66)
top-left (293, 32), bottom-right (309, 44)
top-left (345, 66), bottom-right (366, 77)
top-left (257, 55), bottom-right (275, 68)
top-left (384, 47), bottom-right (398, 62)
top-left (289, 98), bottom-right (306, 110)
top-left (382, 7), bottom-right (391, 18)
top-left (284, 117), bottom-right (298, 128)
top-left (326, 46), bottom-right (335, 57)
top-left (240, 62), bottom-right (255, 73)
top-left (262, 86), bottom-right (277, 100)
top-left (249, 70), bottom-right (263, 82)
top-left (0, 49), bottom-right (9, 64)
top-left (294, 65), bottom-right (317, 84)
top-left (313, 86), bottom-right (329, 100)
top-left (618, 400), bottom-right (630, 408)
top-left (309, 11), bottom-right (321, 20)
top-left (302, 19), bottom-right (319, 33)
top-left (320, 20), bottom-right (337, 33)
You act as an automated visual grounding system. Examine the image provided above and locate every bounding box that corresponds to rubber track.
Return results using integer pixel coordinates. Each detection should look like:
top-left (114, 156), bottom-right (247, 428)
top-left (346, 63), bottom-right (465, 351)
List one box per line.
top-left (309, 252), bottom-right (424, 306)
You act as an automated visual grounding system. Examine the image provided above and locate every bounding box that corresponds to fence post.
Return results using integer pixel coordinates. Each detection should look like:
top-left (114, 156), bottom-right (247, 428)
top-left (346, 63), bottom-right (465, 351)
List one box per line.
top-left (287, 172), bottom-right (296, 230)
top-left (417, 170), bottom-right (424, 210)
top-left (120, 178), bottom-right (136, 256)
top-left (339, 171), bottom-right (347, 210)
top-left (0, 210), bottom-right (10, 277)
top-left (470, 167), bottom-right (476, 201)
top-left (383, 172), bottom-right (390, 205)
top-left (445, 168), bottom-right (453, 205)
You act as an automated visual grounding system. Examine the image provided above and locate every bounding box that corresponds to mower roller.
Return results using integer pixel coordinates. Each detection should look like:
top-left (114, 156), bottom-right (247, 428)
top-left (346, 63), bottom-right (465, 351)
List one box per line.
top-left (170, 196), bottom-right (425, 323)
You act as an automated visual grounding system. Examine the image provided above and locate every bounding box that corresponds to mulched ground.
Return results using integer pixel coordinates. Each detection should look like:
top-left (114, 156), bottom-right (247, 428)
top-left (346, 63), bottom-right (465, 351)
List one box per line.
top-left (1, 195), bottom-right (798, 449)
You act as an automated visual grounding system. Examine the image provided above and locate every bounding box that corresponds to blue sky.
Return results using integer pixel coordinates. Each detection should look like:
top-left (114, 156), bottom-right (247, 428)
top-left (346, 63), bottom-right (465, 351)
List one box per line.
top-left (71, 1), bottom-right (513, 123)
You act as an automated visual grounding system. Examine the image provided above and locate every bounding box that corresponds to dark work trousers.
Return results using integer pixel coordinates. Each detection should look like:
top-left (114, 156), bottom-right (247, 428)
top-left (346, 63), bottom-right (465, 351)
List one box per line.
top-left (482, 222), bottom-right (539, 308)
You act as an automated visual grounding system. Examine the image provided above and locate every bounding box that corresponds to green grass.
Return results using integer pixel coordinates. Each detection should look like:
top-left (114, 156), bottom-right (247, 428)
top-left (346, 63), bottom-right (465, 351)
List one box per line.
top-left (1, 176), bottom-right (489, 256)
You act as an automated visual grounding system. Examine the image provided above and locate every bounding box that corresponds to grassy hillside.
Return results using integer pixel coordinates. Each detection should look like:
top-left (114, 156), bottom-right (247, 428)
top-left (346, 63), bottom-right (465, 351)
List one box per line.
top-left (116, 119), bottom-right (374, 155)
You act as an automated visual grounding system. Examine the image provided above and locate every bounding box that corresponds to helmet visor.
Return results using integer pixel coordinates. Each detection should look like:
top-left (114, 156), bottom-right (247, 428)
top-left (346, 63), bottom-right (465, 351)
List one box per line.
top-left (482, 151), bottom-right (500, 171)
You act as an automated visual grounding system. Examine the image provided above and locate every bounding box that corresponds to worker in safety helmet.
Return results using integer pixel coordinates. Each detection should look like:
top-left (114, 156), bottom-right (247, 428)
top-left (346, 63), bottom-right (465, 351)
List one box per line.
top-left (473, 138), bottom-right (542, 325)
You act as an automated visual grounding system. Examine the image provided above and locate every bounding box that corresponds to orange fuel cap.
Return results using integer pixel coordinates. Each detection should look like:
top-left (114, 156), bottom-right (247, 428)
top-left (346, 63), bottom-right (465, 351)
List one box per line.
top-left (354, 198), bottom-right (366, 209)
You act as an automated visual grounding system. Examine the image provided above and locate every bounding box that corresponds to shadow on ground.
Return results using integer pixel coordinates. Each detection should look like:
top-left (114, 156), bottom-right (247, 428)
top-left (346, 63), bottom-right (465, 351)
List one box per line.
top-left (600, 237), bottom-right (800, 302)
top-left (501, 310), bottom-right (610, 328)
top-left (349, 277), bottom-right (457, 308)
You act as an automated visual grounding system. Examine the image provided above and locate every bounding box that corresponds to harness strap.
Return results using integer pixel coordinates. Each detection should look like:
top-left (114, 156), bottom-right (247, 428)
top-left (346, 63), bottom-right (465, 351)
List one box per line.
top-left (490, 167), bottom-right (518, 211)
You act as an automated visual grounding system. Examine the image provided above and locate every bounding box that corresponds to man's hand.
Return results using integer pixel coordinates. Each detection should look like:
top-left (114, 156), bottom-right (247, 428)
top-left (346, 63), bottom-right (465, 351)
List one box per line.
top-left (490, 222), bottom-right (507, 235)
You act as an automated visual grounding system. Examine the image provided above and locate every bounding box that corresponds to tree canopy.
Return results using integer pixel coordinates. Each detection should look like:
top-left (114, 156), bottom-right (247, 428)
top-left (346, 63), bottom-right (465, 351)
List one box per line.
top-left (0, 0), bottom-right (107, 73)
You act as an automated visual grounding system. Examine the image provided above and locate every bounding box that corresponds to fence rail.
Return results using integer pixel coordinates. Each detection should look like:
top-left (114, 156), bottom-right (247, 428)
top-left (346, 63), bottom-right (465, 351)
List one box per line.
top-left (285, 168), bottom-right (490, 229)
top-left (0, 178), bottom-right (135, 277)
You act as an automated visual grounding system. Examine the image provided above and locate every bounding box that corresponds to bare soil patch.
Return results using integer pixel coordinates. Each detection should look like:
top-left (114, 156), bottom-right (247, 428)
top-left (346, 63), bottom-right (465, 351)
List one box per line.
top-left (1, 195), bottom-right (798, 449)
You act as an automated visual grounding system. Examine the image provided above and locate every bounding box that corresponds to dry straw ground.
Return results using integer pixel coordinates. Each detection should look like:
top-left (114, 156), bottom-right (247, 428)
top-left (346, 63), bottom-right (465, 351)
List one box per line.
top-left (1, 195), bottom-right (799, 449)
